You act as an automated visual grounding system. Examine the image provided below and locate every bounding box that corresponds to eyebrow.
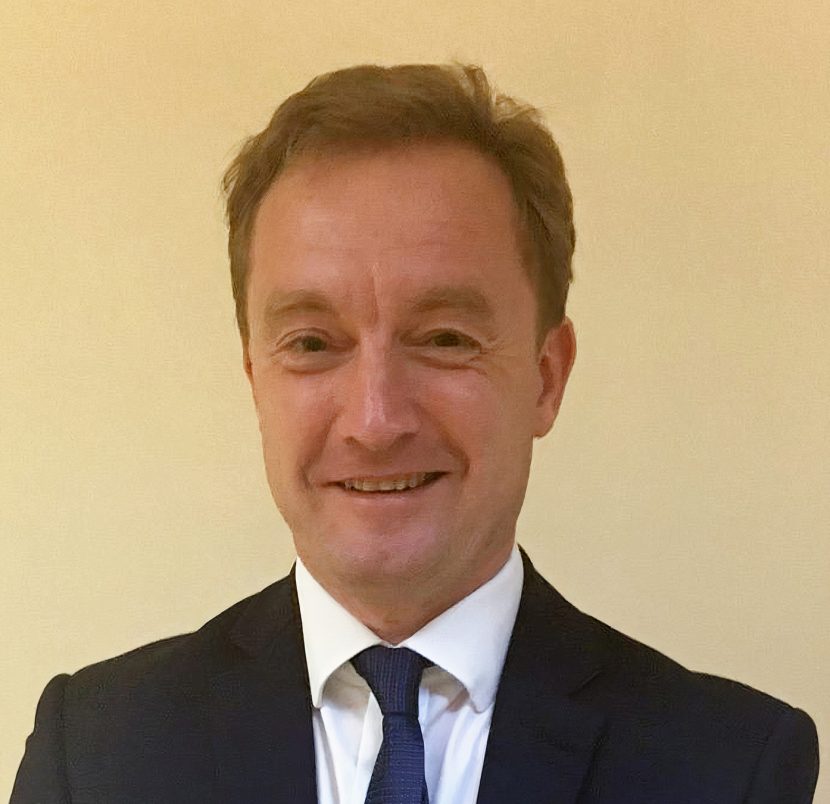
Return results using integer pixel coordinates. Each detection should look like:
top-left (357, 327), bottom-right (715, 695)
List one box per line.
top-left (259, 284), bottom-right (496, 333)
top-left (408, 285), bottom-right (496, 322)
top-left (261, 289), bottom-right (336, 332)
top-left (264, 290), bottom-right (334, 322)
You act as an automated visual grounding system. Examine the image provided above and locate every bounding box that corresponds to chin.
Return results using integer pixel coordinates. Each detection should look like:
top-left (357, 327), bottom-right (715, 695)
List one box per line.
top-left (317, 527), bottom-right (449, 586)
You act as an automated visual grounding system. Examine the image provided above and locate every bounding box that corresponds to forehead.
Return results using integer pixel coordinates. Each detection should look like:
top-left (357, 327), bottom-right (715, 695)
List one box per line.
top-left (247, 142), bottom-right (532, 314)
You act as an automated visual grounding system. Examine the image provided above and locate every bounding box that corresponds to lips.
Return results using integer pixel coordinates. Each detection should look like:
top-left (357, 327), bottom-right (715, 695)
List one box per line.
top-left (337, 471), bottom-right (444, 493)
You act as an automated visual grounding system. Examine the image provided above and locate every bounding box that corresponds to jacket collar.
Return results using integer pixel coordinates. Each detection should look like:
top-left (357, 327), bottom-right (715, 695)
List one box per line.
top-left (205, 550), bottom-right (608, 804)
top-left (476, 549), bottom-right (608, 804)
top-left (207, 567), bottom-right (318, 804)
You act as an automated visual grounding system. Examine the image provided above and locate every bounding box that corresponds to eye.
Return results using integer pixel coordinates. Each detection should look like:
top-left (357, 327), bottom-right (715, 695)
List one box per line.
top-left (288, 334), bottom-right (328, 353)
top-left (425, 330), bottom-right (479, 350)
top-left (271, 330), bottom-right (342, 372)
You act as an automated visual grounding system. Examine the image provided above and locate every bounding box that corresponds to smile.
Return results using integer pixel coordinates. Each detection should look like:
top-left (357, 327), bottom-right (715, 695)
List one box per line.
top-left (340, 472), bottom-right (443, 492)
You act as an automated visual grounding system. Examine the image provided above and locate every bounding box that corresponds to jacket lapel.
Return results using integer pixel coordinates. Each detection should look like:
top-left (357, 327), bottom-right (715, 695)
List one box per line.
top-left (477, 551), bottom-right (608, 804)
top-left (207, 569), bottom-right (318, 804)
top-left (201, 553), bottom-right (607, 804)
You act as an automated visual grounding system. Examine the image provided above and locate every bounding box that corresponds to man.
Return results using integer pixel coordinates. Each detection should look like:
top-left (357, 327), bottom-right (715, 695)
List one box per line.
top-left (13, 63), bottom-right (819, 803)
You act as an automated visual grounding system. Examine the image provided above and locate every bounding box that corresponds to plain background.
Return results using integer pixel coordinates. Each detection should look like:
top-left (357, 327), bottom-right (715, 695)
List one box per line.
top-left (2, 1), bottom-right (827, 800)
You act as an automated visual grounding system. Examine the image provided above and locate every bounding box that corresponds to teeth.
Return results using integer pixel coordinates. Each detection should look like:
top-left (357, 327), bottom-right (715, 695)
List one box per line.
top-left (343, 473), bottom-right (432, 492)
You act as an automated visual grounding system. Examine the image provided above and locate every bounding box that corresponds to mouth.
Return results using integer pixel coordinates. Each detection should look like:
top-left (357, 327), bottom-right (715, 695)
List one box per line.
top-left (337, 471), bottom-right (445, 493)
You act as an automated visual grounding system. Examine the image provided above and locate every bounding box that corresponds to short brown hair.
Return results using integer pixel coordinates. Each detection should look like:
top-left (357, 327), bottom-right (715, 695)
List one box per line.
top-left (222, 63), bottom-right (575, 344)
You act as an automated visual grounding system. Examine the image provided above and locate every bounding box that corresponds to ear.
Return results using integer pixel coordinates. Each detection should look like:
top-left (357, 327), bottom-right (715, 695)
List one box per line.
top-left (243, 341), bottom-right (253, 383)
top-left (533, 316), bottom-right (576, 438)
top-left (242, 341), bottom-right (258, 404)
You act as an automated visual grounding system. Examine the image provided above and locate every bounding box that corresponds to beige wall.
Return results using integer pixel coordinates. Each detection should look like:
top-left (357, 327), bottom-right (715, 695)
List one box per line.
top-left (2, 1), bottom-right (827, 798)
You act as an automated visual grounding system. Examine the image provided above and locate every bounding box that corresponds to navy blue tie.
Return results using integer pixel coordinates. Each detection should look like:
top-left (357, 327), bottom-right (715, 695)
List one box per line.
top-left (351, 646), bottom-right (431, 804)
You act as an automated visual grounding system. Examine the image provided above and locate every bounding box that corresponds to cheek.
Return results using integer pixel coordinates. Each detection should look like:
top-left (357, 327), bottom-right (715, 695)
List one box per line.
top-left (254, 376), bottom-right (332, 471)
top-left (427, 369), bottom-right (535, 432)
top-left (423, 373), bottom-right (495, 425)
top-left (431, 372), bottom-right (537, 480)
top-left (422, 373), bottom-right (521, 470)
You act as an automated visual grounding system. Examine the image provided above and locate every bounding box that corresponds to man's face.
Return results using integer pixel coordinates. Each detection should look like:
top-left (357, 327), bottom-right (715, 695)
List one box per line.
top-left (244, 142), bottom-right (574, 601)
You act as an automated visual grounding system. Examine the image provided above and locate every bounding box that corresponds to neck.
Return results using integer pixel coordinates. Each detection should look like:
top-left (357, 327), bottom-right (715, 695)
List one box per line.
top-left (331, 588), bottom-right (460, 645)
top-left (301, 545), bottom-right (513, 644)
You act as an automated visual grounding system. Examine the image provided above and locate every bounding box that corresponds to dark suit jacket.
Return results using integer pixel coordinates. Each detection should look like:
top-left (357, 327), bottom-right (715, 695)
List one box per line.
top-left (12, 550), bottom-right (819, 803)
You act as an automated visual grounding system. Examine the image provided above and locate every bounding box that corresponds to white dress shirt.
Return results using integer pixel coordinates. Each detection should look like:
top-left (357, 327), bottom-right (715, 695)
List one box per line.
top-left (294, 545), bottom-right (524, 804)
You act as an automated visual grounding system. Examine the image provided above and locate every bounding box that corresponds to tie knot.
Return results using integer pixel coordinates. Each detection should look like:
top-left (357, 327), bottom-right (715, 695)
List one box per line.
top-left (351, 646), bottom-right (430, 716)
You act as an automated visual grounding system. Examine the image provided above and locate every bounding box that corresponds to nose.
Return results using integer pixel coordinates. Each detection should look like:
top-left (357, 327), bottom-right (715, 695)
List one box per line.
top-left (335, 342), bottom-right (420, 453)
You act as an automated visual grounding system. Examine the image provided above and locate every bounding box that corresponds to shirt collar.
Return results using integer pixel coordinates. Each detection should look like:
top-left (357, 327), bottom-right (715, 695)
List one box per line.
top-left (295, 544), bottom-right (524, 714)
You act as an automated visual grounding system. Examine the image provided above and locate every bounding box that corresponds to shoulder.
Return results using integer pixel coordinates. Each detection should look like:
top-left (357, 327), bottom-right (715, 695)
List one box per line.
top-left (584, 601), bottom-right (806, 733)
top-left (537, 561), bottom-right (810, 722)
top-left (62, 572), bottom-right (296, 709)
top-left (517, 556), bottom-right (819, 797)
top-left (584, 610), bottom-right (819, 797)
top-left (13, 575), bottom-right (300, 801)
top-left (520, 551), bottom-right (809, 724)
